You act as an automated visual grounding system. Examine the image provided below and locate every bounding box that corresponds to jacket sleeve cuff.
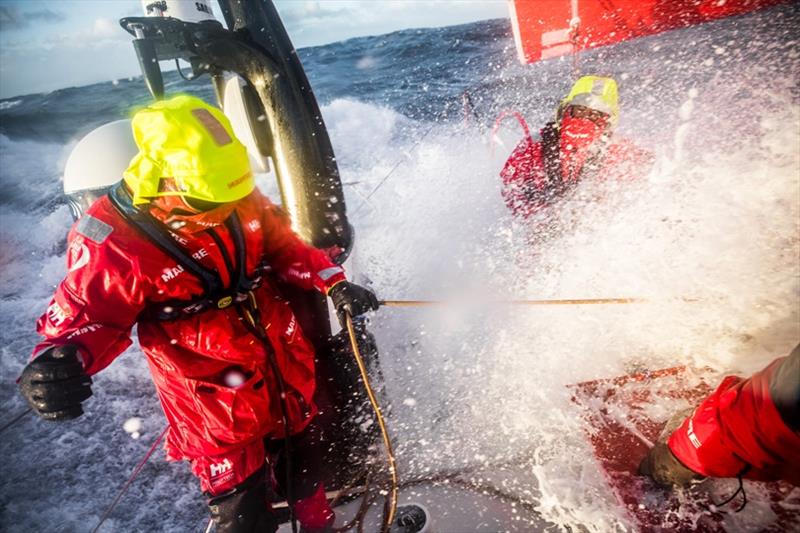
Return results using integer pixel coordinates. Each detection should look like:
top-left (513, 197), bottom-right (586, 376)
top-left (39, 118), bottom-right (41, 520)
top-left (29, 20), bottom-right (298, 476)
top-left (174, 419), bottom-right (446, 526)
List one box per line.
top-left (315, 266), bottom-right (346, 294)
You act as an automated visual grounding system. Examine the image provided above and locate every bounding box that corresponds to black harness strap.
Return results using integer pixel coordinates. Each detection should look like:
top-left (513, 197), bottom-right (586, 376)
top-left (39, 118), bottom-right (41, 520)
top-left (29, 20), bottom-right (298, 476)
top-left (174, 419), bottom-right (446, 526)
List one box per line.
top-left (540, 121), bottom-right (563, 195)
top-left (109, 184), bottom-right (256, 319)
top-left (110, 185), bottom-right (223, 293)
top-left (226, 214), bottom-right (258, 294)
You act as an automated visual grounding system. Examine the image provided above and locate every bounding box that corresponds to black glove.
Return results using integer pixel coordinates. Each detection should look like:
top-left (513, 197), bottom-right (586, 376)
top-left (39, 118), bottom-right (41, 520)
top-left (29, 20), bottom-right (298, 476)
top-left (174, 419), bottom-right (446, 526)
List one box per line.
top-left (19, 345), bottom-right (93, 421)
top-left (328, 281), bottom-right (380, 327)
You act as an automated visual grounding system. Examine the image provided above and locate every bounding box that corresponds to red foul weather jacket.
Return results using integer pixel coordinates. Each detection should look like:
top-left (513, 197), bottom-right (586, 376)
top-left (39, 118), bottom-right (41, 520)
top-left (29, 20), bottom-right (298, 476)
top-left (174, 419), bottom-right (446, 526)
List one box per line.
top-left (668, 346), bottom-right (800, 485)
top-left (33, 188), bottom-right (346, 460)
top-left (500, 122), bottom-right (654, 218)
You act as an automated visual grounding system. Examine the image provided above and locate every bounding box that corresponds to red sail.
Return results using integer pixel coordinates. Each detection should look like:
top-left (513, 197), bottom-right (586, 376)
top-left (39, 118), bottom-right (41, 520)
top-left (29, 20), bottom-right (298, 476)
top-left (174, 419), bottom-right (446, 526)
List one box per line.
top-left (509, 0), bottom-right (789, 64)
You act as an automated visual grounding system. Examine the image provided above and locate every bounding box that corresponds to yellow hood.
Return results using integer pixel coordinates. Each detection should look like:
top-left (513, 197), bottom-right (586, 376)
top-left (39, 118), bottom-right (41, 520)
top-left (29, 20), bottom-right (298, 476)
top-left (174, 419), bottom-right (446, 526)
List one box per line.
top-left (124, 94), bottom-right (254, 205)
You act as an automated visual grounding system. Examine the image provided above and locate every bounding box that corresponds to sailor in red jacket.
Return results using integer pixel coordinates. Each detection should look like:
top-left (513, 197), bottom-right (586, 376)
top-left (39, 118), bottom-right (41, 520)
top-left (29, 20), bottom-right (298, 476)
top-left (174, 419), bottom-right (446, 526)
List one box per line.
top-left (640, 343), bottom-right (800, 491)
top-left (500, 75), bottom-right (653, 219)
top-left (18, 95), bottom-right (379, 533)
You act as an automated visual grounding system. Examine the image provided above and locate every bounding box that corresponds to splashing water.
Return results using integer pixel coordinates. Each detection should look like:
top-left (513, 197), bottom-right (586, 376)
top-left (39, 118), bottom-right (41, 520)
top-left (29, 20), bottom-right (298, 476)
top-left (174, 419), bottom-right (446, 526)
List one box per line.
top-left (336, 7), bottom-right (799, 530)
top-left (0, 5), bottom-right (798, 532)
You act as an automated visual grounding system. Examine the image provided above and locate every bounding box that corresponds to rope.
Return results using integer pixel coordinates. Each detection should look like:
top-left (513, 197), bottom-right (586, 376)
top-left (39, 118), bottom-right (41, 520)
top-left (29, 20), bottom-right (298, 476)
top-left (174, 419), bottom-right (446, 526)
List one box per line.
top-left (381, 297), bottom-right (646, 307)
top-left (462, 91), bottom-right (480, 127)
top-left (712, 466), bottom-right (751, 513)
top-left (569, 13), bottom-right (582, 80)
top-left (90, 425), bottom-right (168, 533)
top-left (0, 408), bottom-right (31, 435)
top-left (345, 314), bottom-right (398, 533)
top-left (347, 451), bottom-right (543, 530)
top-left (332, 472), bottom-right (373, 533)
top-left (490, 110), bottom-right (534, 158)
top-left (352, 115), bottom-right (446, 216)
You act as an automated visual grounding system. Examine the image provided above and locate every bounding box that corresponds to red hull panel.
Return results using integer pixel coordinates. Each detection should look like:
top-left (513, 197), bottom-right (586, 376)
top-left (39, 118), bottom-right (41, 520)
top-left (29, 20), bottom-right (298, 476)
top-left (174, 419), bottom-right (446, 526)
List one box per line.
top-left (509, 0), bottom-right (790, 64)
top-left (570, 365), bottom-right (799, 531)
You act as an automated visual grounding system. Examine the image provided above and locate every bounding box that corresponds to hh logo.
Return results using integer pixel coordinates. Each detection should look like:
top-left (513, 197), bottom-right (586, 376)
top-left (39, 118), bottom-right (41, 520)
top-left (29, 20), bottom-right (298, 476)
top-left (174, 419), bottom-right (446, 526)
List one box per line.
top-left (248, 220), bottom-right (261, 232)
top-left (46, 302), bottom-right (69, 327)
top-left (209, 459), bottom-right (233, 478)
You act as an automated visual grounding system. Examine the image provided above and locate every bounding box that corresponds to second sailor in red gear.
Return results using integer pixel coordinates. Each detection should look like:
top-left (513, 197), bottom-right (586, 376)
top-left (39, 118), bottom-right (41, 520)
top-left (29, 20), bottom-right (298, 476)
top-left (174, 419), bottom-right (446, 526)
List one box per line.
top-left (500, 75), bottom-right (653, 219)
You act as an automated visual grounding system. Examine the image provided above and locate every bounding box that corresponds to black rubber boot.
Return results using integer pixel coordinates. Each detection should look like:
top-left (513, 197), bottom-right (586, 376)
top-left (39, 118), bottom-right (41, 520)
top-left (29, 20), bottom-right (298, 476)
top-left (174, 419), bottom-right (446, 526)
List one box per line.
top-left (639, 408), bottom-right (704, 487)
top-left (207, 468), bottom-right (279, 533)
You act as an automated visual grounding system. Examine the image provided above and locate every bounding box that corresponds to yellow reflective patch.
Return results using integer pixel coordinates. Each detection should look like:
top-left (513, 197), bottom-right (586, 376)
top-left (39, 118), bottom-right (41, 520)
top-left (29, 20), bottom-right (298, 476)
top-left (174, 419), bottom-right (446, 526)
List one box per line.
top-left (217, 296), bottom-right (233, 308)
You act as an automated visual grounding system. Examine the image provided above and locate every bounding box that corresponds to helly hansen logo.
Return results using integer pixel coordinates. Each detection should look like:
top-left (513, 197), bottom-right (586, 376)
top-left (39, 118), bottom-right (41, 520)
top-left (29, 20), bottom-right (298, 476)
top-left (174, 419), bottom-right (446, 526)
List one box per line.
top-left (209, 459), bottom-right (233, 478)
top-left (68, 241), bottom-right (91, 273)
top-left (247, 220), bottom-right (261, 232)
top-left (227, 171), bottom-right (252, 190)
top-left (66, 323), bottom-right (103, 340)
top-left (687, 418), bottom-right (702, 448)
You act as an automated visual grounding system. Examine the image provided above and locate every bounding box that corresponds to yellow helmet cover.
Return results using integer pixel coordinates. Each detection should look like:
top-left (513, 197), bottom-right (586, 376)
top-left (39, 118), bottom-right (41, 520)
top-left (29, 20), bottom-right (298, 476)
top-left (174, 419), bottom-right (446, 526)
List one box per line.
top-left (558, 75), bottom-right (620, 125)
top-left (124, 94), bottom-right (254, 205)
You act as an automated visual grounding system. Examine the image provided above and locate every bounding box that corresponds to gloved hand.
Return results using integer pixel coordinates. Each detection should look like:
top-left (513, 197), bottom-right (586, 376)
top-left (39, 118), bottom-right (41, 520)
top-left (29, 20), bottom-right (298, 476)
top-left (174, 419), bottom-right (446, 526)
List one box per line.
top-left (19, 345), bottom-right (93, 421)
top-left (328, 281), bottom-right (380, 328)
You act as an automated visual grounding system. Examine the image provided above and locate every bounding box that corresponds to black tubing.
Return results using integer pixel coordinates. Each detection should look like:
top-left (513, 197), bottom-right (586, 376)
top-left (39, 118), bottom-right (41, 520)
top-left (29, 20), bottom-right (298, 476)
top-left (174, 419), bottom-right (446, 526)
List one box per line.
top-left (211, 0), bottom-right (352, 257)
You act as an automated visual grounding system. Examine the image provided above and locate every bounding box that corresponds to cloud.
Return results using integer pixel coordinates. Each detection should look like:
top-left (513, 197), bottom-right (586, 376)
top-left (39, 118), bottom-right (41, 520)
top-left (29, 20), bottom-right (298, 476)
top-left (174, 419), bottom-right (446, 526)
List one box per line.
top-left (278, 1), bottom-right (353, 26)
top-left (273, 0), bottom-right (508, 48)
top-left (0, 6), bottom-right (65, 31)
top-left (29, 18), bottom-right (129, 51)
top-left (92, 17), bottom-right (120, 39)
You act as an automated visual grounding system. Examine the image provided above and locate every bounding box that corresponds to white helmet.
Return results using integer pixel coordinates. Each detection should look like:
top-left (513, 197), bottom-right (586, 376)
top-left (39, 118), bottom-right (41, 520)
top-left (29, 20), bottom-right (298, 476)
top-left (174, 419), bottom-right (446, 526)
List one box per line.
top-left (63, 119), bottom-right (138, 220)
top-left (63, 96), bottom-right (269, 220)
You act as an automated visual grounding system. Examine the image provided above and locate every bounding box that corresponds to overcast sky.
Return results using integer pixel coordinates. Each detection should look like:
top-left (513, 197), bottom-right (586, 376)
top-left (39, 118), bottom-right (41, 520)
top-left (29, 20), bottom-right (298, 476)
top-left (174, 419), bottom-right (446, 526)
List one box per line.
top-left (0, 0), bottom-right (508, 99)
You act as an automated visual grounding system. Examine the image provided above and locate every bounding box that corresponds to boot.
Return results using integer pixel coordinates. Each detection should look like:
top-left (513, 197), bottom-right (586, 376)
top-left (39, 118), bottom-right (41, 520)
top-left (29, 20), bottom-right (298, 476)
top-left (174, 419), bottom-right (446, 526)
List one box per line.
top-left (208, 468), bottom-right (279, 533)
top-left (295, 484), bottom-right (335, 533)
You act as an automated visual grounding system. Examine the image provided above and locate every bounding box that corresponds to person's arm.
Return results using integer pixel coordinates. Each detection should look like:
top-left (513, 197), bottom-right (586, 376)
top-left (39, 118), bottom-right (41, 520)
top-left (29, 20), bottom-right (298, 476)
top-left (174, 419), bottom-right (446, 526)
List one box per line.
top-left (500, 137), bottom-right (547, 216)
top-left (258, 194), bottom-right (378, 324)
top-left (258, 195), bottom-right (347, 294)
top-left (32, 223), bottom-right (149, 374)
top-left (20, 215), bottom-right (150, 419)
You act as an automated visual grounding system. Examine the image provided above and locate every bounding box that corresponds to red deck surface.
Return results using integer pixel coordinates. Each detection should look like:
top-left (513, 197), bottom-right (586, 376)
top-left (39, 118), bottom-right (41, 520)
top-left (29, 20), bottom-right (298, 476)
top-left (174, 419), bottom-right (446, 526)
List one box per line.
top-left (570, 365), bottom-right (798, 532)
